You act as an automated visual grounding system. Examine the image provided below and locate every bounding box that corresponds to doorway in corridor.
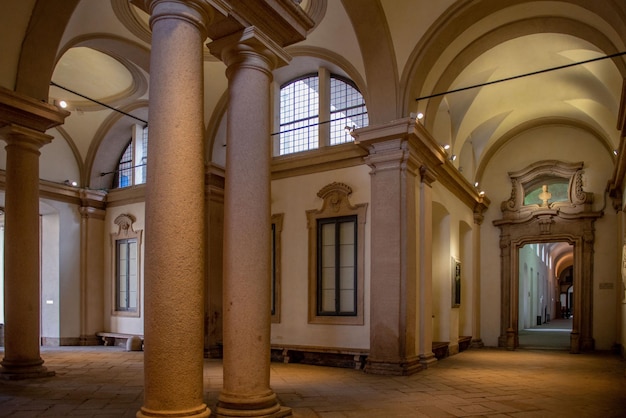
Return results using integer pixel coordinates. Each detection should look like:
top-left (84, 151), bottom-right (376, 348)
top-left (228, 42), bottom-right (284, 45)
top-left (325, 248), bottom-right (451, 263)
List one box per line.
top-left (517, 242), bottom-right (573, 350)
top-left (494, 161), bottom-right (599, 353)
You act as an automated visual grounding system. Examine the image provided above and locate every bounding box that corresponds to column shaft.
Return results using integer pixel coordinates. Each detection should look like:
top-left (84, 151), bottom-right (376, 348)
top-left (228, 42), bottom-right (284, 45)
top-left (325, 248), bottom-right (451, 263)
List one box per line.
top-left (212, 30), bottom-right (290, 417)
top-left (139, 1), bottom-right (211, 417)
top-left (418, 169), bottom-right (437, 366)
top-left (471, 217), bottom-right (484, 347)
top-left (1, 126), bottom-right (53, 379)
top-left (79, 196), bottom-right (106, 346)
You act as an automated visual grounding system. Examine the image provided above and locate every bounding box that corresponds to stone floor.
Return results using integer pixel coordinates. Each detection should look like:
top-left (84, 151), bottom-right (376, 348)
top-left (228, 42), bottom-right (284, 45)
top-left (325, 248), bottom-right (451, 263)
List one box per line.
top-left (0, 343), bottom-right (624, 417)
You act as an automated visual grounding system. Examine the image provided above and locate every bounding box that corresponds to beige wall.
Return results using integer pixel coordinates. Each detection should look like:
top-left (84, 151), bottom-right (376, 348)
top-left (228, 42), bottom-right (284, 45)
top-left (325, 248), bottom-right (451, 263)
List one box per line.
top-left (104, 201), bottom-right (146, 336)
top-left (271, 165), bottom-right (371, 348)
top-left (480, 125), bottom-right (618, 349)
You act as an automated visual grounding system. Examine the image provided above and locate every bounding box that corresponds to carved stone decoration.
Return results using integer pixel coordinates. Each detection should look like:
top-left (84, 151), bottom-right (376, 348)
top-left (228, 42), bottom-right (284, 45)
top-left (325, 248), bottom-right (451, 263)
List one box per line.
top-left (494, 160), bottom-right (602, 354)
top-left (316, 182), bottom-right (355, 214)
top-left (500, 160), bottom-right (593, 219)
top-left (114, 213), bottom-right (137, 236)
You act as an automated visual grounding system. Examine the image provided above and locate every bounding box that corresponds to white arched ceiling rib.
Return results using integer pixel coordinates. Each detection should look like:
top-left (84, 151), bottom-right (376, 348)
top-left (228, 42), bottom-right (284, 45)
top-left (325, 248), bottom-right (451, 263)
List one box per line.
top-left (84, 100), bottom-right (148, 189)
top-left (341, 0), bottom-right (399, 122)
top-left (15, 0), bottom-right (80, 100)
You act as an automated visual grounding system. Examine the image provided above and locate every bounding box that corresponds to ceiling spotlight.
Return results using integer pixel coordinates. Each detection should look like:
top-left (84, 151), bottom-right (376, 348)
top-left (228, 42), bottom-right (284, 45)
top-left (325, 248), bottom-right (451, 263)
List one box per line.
top-left (450, 154), bottom-right (457, 161)
top-left (613, 149), bottom-right (618, 156)
top-left (474, 181), bottom-right (479, 188)
top-left (443, 144), bottom-right (450, 150)
top-left (417, 112), bottom-right (424, 120)
top-left (64, 180), bottom-right (78, 187)
top-left (479, 191), bottom-right (485, 197)
top-left (58, 100), bottom-right (68, 109)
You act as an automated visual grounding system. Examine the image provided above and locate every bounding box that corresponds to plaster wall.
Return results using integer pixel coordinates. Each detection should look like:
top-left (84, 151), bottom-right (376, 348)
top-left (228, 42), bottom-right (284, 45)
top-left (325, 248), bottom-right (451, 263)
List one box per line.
top-left (430, 183), bottom-right (476, 345)
top-left (271, 165), bottom-right (371, 348)
top-left (480, 125), bottom-right (617, 348)
top-left (104, 201), bottom-right (145, 335)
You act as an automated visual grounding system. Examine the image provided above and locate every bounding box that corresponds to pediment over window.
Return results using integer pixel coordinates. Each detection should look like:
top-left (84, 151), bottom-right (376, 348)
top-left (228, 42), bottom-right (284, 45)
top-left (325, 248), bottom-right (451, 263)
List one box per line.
top-left (500, 160), bottom-right (593, 220)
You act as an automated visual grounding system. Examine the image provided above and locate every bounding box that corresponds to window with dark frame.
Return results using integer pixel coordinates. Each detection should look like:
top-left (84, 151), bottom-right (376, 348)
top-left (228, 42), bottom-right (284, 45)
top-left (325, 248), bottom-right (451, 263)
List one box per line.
top-left (116, 238), bottom-right (138, 312)
top-left (317, 215), bottom-right (357, 316)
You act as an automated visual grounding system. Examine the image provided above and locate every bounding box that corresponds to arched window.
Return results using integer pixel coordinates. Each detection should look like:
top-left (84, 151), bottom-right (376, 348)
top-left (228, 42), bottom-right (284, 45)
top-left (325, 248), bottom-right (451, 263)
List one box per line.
top-left (278, 71), bottom-right (367, 156)
top-left (115, 125), bottom-right (148, 188)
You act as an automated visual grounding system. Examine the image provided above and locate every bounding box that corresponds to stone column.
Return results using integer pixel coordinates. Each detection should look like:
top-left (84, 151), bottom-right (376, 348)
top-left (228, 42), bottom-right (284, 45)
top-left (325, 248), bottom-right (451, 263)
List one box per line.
top-left (138, 1), bottom-right (212, 417)
top-left (363, 138), bottom-right (422, 376)
top-left (418, 166), bottom-right (437, 367)
top-left (0, 124), bottom-right (54, 379)
top-left (209, 28), bottom-right (290, 417)
top-left (79, 191), bottom-right (106, 346)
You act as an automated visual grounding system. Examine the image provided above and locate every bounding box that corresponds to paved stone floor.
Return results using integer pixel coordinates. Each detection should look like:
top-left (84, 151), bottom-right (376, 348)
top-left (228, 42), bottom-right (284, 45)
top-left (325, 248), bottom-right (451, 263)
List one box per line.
top-left (0, 345), bottom-right (624, 417)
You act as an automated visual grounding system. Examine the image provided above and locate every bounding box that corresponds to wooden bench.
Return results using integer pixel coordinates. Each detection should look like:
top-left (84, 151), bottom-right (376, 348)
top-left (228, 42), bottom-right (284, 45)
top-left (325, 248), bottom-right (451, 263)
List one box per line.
top-left (458, 336), bottom-right (472, 352)
top-left (271, 344), bottom-right (368, 370)
top-left (96, 332), bottom-right (143, 350)
top-left (432, 341), bottom-right (449, 359)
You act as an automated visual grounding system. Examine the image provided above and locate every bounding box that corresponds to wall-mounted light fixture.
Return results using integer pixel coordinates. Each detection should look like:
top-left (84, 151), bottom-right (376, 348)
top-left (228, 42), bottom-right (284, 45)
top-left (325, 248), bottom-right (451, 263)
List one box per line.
top-left (54, 99), bottom-right (68, 109)
top-left (64, 180), bottom-right (78, 187)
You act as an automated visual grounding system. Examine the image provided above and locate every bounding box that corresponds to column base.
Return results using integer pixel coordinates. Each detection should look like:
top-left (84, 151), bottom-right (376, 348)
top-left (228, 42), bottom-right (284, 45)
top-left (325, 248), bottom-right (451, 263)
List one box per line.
top-left (137, 404), bottom-right (210, 418)
top-left (215, 405), bottom-right (291, 418)
top-left (418, 352), bottom-right (438, 368)
top-left (364, 356), bottom-right (422, 376)
top-left (216, 390), bottom-right (290, 418)
top-left (0, 360), bottom-right (55, 380)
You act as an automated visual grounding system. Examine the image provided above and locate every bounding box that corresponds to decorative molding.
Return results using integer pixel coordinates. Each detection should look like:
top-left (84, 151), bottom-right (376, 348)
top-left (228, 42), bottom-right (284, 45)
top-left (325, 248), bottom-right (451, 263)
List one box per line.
top-left (113, 213), bottom-right (137, 236)
top-left (494, 160), bottom-right (602, 353)
top-left (500, 160), bottom-right (593, 219)
top-left (306, 182), bottom-right (367, 325)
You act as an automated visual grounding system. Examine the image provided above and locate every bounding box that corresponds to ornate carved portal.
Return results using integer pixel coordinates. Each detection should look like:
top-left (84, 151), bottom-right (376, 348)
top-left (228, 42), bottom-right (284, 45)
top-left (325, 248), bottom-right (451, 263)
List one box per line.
top-left (494, 161), bottom-right (602, 353)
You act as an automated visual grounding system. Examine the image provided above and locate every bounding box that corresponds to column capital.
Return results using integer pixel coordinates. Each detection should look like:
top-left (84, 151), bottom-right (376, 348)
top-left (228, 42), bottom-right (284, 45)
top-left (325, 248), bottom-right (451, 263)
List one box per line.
top-left (363, 138), bottom-right (422, 176)
top-left (0, 86), bottom-right (69, 133)
top-left (208, 26), bottom-right (291, 77)
top-left (0, 124), bottom-right (53, 152)
top-left (419, 165), bottom-right (438, 186)
top-left (145, 0), bottom-right (215, 36)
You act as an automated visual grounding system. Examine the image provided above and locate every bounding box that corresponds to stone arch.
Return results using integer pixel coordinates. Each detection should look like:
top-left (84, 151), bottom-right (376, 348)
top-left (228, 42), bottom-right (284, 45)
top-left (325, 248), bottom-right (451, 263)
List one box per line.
top-left (494, 161), bottom-right (602, 353)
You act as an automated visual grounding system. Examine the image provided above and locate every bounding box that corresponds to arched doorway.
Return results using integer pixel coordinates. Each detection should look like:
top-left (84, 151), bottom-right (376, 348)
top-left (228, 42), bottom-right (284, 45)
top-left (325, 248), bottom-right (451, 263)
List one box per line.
top-left (493, 161), bottom-right (601, 353)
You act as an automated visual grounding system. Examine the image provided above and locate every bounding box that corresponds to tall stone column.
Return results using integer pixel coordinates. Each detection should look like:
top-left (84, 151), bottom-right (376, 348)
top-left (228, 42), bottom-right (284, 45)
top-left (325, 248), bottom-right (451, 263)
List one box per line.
top-left (79, 191), bottom-right (106, 346)
top-left (362, 138), bottom-right (422, 376)
top-left (0, 124), bottom-right (54, 379)
top-left (138, 1), bottom-right (213, 417)
top-left (418, 167), bottom-right (437, 367)
top-left (209, 28), bottom-right (290, 417)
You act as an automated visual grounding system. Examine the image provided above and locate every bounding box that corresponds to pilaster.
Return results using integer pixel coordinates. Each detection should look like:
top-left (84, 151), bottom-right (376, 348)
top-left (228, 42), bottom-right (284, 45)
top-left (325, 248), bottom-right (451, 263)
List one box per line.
top-left (362, 136), bottom-right (422, 376)
top-left (418, 165), bottom-right (438, 367)
top-left (78, 190), bottom-right (107, 346)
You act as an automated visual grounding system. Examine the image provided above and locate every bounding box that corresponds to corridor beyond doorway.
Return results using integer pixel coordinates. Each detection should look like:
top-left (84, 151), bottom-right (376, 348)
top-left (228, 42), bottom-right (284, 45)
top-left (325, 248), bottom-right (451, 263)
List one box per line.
top-left (518, 318), bottom-right (572, 350)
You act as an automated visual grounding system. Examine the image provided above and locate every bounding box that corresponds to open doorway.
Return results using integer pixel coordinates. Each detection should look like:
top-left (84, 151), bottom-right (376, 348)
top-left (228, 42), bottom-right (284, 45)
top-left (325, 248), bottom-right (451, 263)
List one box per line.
top-left (517, 242), bottom-right (572, 350)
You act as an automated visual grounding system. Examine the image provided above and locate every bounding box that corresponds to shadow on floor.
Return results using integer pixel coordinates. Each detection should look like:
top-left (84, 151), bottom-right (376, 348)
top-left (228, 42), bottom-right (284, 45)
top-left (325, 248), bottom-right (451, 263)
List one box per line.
top-left (518, 317), bottom-right (572, 350)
